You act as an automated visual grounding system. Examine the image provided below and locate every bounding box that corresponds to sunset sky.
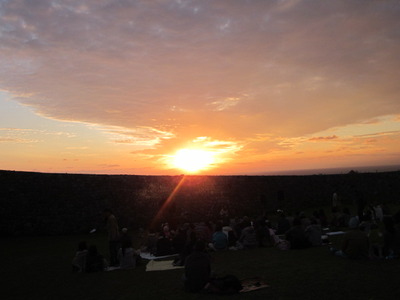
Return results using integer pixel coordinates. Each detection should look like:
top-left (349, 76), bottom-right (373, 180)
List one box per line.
top-left (1, 0), bottom-right (400, 175)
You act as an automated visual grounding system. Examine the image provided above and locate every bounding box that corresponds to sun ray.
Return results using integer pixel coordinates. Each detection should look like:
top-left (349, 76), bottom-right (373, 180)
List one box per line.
top-left (150, 175), bottom-right (186, 228)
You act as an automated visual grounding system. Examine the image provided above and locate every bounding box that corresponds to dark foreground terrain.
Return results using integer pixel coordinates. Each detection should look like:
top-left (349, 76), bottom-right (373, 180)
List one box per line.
top-left (2, 232), bottom-right (400, 300)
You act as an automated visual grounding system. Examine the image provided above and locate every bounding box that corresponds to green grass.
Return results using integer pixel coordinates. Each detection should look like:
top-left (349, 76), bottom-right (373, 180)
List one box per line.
top-left (2, 232), bottom-right (400, 300)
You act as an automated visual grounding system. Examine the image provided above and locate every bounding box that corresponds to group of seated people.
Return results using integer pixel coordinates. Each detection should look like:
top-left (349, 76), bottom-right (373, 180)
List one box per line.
top-left (143, 217), bottom-right (270, 262)
top-left (72, 229), bottom-right (140, 273)
top-left (330, 209), bottom-right (400, 260)
top-left (181, 207), bottom-right (400, 292)
top-left (145, 205), bottom-right (400, 261)
top-left (73, 204), bottom-right (400, 280)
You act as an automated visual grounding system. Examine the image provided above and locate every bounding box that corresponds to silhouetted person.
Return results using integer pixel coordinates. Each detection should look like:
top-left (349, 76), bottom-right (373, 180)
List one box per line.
top-left (184, 240), bottom-right (211, 293)
top-left (104, 208), bottom-right (120, 266)
top-left (285, 218), bottom-right (311, 249)
top-left (305, 218), bottom-right (322, 246)
top-left (332, 218), bottom-right (369, 259)
top-left (355, 189), bottom-right (366, 220)
top-left (332, 191), bottom-right (340, 209)
top-left (156, 232), bottom-right (174, 256)
top-left (86, 245), bottom-right (106, 272)
top-left (72, 241), bottom-right (88, 272)
top-left (118, 240), bottom-right (137, 269)
top-left (276, 212), bottom-right (291, 235)
top-left (238, 221), bottom-right (258, 249)
top-left (210, 223), bottom-right (228, 251)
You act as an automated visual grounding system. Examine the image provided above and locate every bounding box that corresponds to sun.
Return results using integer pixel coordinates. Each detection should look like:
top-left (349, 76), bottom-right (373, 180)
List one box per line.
top-left (172, 148), bottom-right (215, 173)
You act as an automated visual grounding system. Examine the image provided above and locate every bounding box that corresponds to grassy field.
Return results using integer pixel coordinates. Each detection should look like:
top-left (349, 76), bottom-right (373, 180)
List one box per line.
top-left (2, 231), bottom-right (400, 300)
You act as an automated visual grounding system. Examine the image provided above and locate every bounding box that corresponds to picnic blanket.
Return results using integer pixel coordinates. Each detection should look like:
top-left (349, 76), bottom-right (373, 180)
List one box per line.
top-left (240, 277), bottom-right (269, 293)
top-left (145, 259), bottom-right (184, 272)
top-left (326, 231), bottom-right (345, 236)
top-left (106, 266), bottom-right (121, 271)
top-left (140, 252), bottom-right (178, 260)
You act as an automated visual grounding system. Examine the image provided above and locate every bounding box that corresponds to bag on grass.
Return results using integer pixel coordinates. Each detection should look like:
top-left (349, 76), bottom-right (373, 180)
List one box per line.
top-left (208, 275), bottom-right (243, 294)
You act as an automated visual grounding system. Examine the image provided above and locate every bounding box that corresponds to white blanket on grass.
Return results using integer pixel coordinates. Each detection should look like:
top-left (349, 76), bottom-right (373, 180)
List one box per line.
top-left (140, 252), bottom-right (178, 260)
top-left (326, 231), bottom-right (345, 236)
top-left (145, 260), bottom-right (184, 272)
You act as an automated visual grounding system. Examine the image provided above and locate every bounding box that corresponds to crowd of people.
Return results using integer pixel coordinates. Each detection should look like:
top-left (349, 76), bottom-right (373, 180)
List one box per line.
top-left (72, 204), bottom-right (400, 293)
top-left (72, 209), bottom-right (141, 272)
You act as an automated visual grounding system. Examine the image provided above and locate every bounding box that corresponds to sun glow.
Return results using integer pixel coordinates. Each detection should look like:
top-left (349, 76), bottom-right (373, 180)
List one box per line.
top-left (172, 148), bottom-right (215, 173)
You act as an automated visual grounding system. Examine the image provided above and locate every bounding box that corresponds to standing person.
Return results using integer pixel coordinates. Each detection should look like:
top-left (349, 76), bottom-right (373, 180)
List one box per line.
top-left (104, 208), bottom-right (120, 267)
top-left (355, 189), bottom-right (366, 220)
top-left (332, 191), bottom-right (340, 209)
top-left (219, 205), bottom-right (229, 224)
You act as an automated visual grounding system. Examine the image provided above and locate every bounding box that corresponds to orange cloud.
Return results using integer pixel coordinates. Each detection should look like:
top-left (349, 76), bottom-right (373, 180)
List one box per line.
top-left (1, 1), bottom-right (400, 174)
top-left (309, 135), bottom-right (338, 141)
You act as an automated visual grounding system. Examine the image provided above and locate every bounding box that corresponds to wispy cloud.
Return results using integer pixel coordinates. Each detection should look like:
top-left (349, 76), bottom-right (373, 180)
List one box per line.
top-left (309, 135), bottom-right (338, 141)
top-left (355, 131), bottom-right (400, 138)
top-left (1, 1), bottom-right (399, 134)
top-left (208, 96), bottom-right (246, 111)
top-left (0, 137), bottom-right (38, 143)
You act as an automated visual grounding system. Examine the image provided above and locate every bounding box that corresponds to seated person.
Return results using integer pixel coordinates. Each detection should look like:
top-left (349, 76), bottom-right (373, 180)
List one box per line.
top-left (156, 233), bottom-right (174, 256)
top-left (85, 245), bottom-right (107, 272)
top-left (144, 230), bottom-right (158, 255)
top-left (194, 222), bottom-right (212, 243)
top-left (172, 224), bottom-right (189, 254)
top-left (337, 208), bottom-right (351, 228)
top-left (72, 241), bottom-right (88, 272)
top-left (237, 222), bottom-right (258, 249)
top-left (368, 222), bottom-right (384, 259)
top-left (210, 224), bottom-right (228, 251)
top-left (173, 223), bottom-right (197, 267)
top-left (184, 240), bottom-right (211, 293)
top-left (255, 217), bottom-right (271, 247)
top-left (305, 218), bottom-right (322, 246)
top-left (285, 218), bottom-right (311, 249)
top-left (267, 222), bottom-right (290, 250)
top-left (276, 212), bottom-right (291, 235)
top-left (223, 223), bottom-right (237, 247)
top-left (383, 216), bottom-right (400, 258)
top-left (331, 218), bottom-right (369, 259)
top-left (119, 227), bottom-right (131, 245)
top-left (118, 240), bottom-right (137, 269)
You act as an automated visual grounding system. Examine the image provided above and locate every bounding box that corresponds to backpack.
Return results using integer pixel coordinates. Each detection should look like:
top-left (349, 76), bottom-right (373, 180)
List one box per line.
top-left (208, 275), bottom-right (243, 294)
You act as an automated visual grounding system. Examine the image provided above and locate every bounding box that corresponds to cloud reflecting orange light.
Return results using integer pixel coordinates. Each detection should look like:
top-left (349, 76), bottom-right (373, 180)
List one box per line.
top-left (0, 1), bottom-right (399, 175)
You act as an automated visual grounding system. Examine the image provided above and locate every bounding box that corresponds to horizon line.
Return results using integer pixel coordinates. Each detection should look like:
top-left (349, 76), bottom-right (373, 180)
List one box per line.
top-left (1, 164), bottom-right (400, 177)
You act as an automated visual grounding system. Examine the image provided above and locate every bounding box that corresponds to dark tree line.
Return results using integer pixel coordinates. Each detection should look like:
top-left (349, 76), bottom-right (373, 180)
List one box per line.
top-left (0, 170), bottom-right (399, 236)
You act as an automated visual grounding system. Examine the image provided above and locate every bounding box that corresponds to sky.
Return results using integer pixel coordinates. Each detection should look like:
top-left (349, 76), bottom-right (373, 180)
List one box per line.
top-left (1, 0), bottom-right (400, 175)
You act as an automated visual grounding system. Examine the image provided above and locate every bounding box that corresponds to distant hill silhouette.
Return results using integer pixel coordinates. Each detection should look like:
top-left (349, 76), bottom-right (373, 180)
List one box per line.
top-left (1, 169), bottom-right (399, 236)
top-left (251, 164), bottom-right (400, 175)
